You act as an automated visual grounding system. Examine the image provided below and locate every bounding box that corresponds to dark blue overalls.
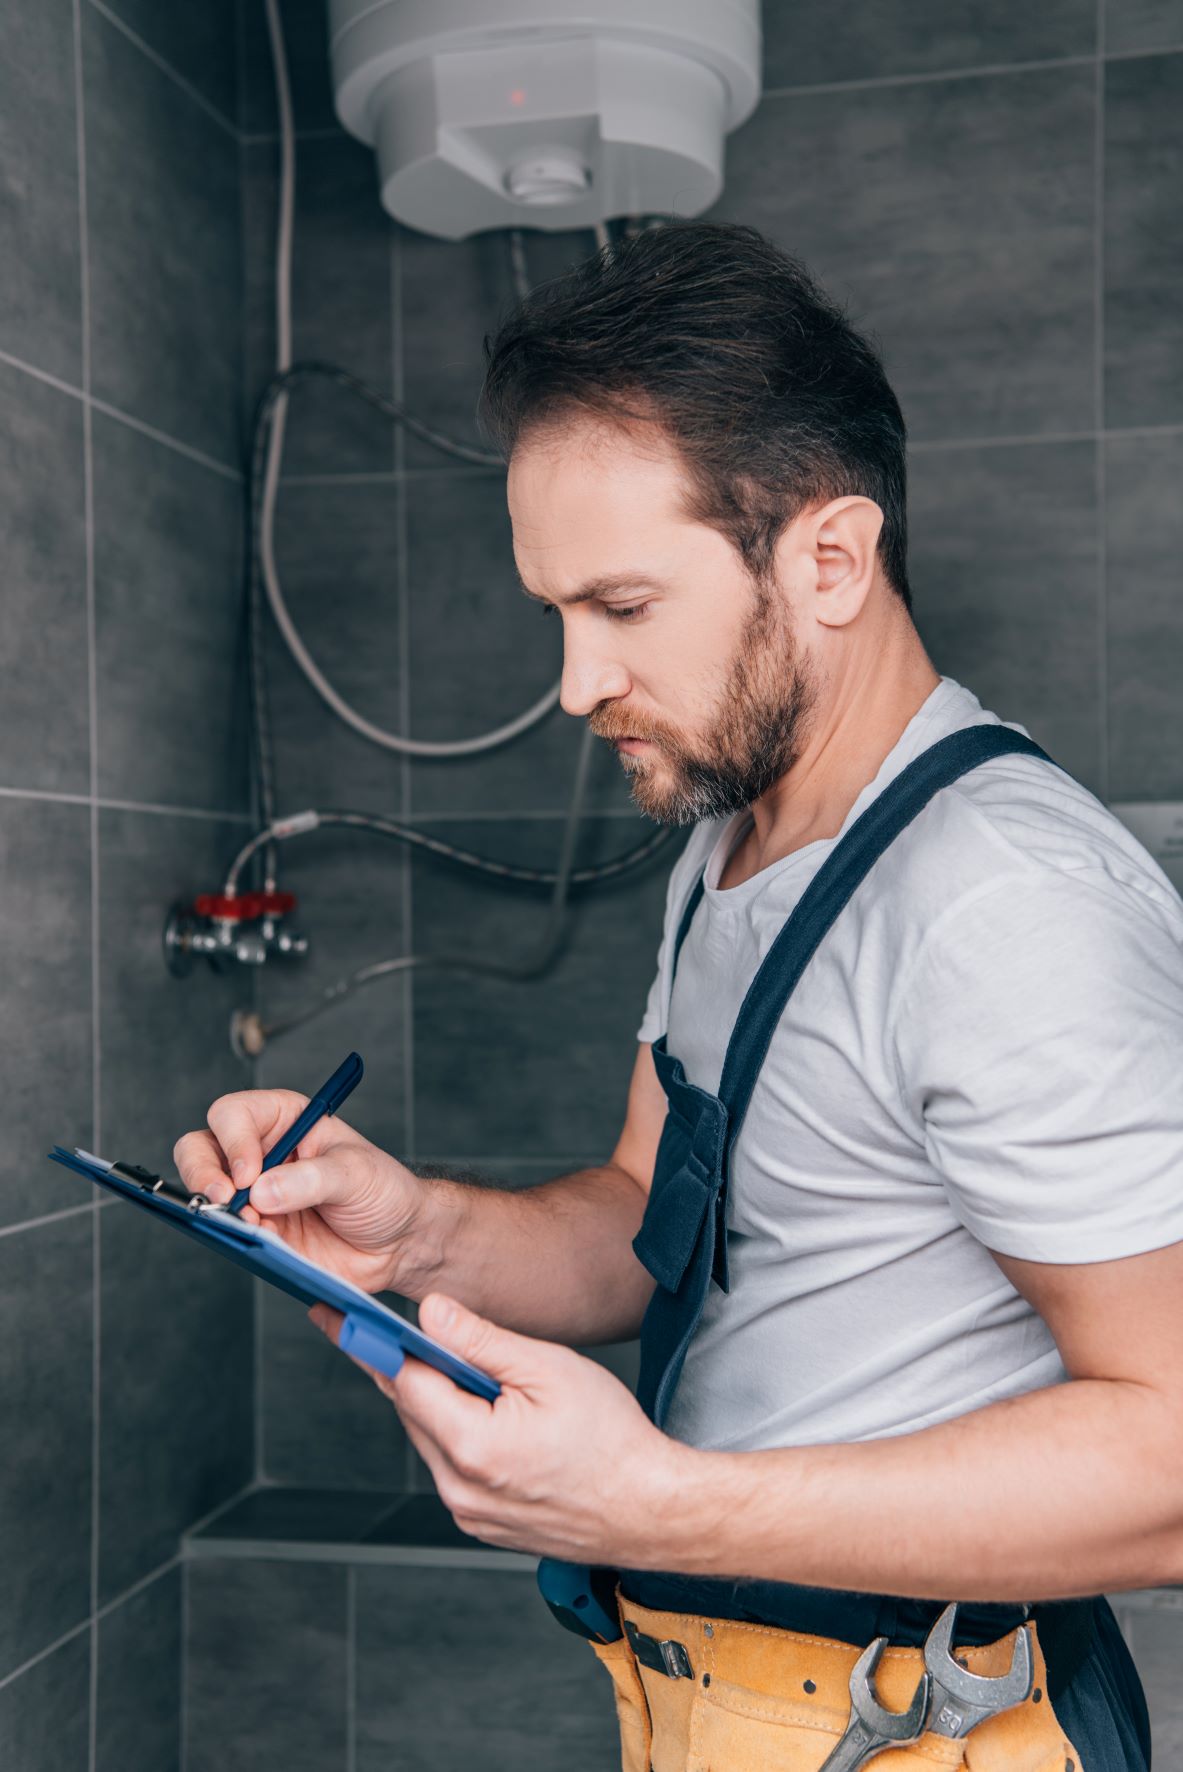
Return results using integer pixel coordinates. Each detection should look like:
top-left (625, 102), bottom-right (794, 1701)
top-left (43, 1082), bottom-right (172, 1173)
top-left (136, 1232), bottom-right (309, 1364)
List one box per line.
top-left (622, 726), bottom-right (1152, 1769)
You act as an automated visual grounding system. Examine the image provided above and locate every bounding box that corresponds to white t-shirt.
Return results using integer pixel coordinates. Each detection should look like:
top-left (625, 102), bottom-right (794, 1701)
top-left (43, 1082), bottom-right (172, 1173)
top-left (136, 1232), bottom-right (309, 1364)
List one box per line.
top-left (637, 678), bottom-right (1183, 1453)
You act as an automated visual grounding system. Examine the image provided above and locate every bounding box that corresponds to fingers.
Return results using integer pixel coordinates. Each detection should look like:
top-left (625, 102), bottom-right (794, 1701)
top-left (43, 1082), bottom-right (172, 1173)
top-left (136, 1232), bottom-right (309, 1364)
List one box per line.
top-left (205, 1089), bottom-right (309, 1194)
top-left (174, 1089), bottom-right (310, 1201)
top-left (418, 1293), bottom-right (550, 1392)
top-left (247, 1155), bottom-right (350, 1217)
top-left (172, 1128), bottom-right (234, 1204)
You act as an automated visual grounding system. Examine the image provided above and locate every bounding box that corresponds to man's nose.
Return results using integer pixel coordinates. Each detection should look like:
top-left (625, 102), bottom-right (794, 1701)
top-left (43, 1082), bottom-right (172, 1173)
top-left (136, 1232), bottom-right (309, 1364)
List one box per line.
top-left (559, 634), bottom-right (631, 718)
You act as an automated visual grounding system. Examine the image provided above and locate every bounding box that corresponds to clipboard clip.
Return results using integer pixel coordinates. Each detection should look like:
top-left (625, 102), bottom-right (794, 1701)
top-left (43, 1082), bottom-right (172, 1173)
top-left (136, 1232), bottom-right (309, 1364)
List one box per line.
top-left (110, 1160), bottom-right (211, 1214)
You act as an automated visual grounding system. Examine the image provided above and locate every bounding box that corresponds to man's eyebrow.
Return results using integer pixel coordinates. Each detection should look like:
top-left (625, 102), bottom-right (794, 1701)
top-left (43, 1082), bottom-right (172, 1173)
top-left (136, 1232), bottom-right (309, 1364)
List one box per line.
top-left (517, 572), bottom-right (665, 606)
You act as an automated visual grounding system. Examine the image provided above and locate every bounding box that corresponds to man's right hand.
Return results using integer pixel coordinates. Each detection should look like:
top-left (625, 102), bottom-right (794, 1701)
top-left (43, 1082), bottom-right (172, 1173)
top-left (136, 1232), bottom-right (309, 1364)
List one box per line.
top-left (173, 1089), bottom-right (429, 1297)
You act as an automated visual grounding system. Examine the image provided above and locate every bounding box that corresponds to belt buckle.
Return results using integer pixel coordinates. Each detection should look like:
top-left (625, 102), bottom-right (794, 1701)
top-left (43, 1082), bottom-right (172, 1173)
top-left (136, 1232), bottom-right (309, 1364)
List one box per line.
top-left (625, 1618), bottom-right (694, 1680)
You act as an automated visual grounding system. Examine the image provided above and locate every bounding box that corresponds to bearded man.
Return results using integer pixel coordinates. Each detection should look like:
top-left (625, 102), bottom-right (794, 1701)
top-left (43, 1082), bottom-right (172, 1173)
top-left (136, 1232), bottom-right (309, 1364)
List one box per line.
top-left (178, 222), bottom-right (1179, 1771)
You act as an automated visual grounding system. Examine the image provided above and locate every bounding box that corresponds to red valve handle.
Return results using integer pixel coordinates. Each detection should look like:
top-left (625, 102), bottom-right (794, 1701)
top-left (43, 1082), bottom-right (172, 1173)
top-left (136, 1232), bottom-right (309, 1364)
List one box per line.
top-left (192, 890), bottom-right (298, 922)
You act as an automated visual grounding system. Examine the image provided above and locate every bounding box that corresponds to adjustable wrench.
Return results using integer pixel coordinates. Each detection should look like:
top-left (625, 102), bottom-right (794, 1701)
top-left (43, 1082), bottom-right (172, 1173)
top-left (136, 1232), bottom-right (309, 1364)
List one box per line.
top-left (817, 1637), bottom-right (931, 1771)
top-left (923, 1602), bottom-right (1033, 1739)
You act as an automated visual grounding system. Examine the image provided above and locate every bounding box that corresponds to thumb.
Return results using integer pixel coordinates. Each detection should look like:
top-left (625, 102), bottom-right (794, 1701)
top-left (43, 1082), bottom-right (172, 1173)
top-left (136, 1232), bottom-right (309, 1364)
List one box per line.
top-left (419, 1293), bottom-right (551, 1388)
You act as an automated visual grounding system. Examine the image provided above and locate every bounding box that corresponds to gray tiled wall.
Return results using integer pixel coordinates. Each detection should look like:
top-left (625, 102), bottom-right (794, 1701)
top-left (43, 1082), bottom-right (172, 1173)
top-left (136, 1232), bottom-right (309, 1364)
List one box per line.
top-left (183, 1555), bottom-right (617, 1772)
top-left (0, 3), bottom-right (252, 1768)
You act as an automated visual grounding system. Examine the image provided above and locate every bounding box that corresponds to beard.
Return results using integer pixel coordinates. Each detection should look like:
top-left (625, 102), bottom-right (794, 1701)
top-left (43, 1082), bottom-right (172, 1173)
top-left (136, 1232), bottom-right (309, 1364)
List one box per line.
top-left (588, 587), bottom-right (818, 826)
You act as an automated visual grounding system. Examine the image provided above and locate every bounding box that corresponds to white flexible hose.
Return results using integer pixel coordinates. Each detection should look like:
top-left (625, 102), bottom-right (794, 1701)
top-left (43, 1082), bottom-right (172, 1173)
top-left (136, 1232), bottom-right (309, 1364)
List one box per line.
top-left (260, 0), bottom-right (562, 759)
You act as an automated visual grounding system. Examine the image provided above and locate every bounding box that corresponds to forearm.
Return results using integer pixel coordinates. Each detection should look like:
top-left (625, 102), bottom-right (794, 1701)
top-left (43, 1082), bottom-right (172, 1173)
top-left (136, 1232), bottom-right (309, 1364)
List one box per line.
top-left (658, 1376), bottom-right (1183, 1601)
top-left (392, 1161), bottom-right (655, 1344)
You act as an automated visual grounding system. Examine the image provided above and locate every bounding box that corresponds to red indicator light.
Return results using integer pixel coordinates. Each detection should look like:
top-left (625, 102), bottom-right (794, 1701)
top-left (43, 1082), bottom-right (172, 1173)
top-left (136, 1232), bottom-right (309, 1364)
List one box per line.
top-left (510, 88), bottom-right (526, 106)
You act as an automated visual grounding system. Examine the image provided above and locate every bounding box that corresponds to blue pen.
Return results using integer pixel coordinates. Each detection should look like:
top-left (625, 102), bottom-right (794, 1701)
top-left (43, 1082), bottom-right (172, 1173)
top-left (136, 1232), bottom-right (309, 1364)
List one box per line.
top-left (226, 1051), bottom-right (364, 1214)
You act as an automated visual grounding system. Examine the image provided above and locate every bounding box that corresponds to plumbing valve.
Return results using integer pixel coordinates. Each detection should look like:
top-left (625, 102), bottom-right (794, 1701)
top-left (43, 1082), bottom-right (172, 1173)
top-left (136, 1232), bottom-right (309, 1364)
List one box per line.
top-left (163, 890), bottom-right (309, 977)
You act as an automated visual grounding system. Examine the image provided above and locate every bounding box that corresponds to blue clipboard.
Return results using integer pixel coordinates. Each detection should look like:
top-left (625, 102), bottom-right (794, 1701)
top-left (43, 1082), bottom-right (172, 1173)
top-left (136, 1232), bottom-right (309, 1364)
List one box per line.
top-left (47, 1146), bottom-right (500, 1403)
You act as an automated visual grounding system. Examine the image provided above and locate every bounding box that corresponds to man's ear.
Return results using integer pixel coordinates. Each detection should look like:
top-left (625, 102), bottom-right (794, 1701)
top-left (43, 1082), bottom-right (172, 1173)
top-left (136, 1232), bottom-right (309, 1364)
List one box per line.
top-left (785, 496), bottom-right (885, 628)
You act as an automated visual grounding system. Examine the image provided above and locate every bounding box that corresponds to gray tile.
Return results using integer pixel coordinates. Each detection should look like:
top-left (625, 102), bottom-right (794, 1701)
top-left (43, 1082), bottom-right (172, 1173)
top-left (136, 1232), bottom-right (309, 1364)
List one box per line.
top-left (0, 0), bottom-right (82, 384)
top-left (362, 1492), bottom-right (476, 1548)
top-left (403, 469), bottom-right (633, 816)
top-left (84, 6), bottom-right (241, 466)
top-left (1117, 1603), bottom-right (1183, 1765)
top-left (0, 798), bottom-right (92, 1230)
top-left (1104, 53), bottom-right (1183, 429)
top-left (355, 1565), bottom-right (618, 1772)
top-left (98, 1197), bottom-right (253, 1604)
top-left (98, 0), bottom-right (238, 123)
top-left (259, 1285), bottom-right (411, 1489)
top-left (398, 224), bottom-right (593, 470)
top-left (411, 817), bottom-right (674, 1159)
top-left (96, 1566), bottom-right (182, 1772)
top-left (255, 827), bottom-right (410, 1157)
top-left (1105, 1), bottom-right (1183, 53)
top-left (0, 1214), bottom-right (93, 1678)
top-left (1106, 432), bottom-right (1183, 799)
top-left (258, 478), bottom-right (405, 812)
top-left (242, 133), bottom-right (395, 474)
top-left (0, 364), bottom-right (89, 795)
top-left (714, 67), bottom-right (1096, 444)
top-left (238, 0), bottom-right (336, 135)
top-left (92, 416), bottom-right (248, 814)
top-left (97, 810), bottom-right (255, 1165)
top-left (764, 1), bottom-right (1095, 90)
top-left (909, 440), bottom-right (1102, 790)
top-left (0, 1631), bottom-right (90, 1772)
top-left (185, 1559), bottom-right (347, 1772)
top-left (189, 1484), bottom-right (398, 1545)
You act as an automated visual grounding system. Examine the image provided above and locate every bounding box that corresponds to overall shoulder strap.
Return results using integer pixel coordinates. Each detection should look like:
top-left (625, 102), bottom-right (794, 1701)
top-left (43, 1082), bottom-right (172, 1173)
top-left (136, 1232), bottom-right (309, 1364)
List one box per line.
top-left (715, 725), bottom-right (1058, 1142)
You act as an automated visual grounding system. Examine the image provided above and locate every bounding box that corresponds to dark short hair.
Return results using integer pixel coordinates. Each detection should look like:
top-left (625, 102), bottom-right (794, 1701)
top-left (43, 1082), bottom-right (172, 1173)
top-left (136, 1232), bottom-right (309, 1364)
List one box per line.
top-left (479, 221), bottom-right (911, 609)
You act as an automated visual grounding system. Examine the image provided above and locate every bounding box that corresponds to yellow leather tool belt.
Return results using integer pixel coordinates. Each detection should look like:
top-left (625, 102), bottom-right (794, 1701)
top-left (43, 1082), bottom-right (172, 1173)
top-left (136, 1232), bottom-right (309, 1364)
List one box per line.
top-left (591, 1590), bottom-right (1084, 1772)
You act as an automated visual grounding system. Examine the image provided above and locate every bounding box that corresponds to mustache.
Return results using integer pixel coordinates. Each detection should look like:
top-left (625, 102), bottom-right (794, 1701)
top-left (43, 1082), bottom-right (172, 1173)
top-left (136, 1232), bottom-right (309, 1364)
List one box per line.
top-left (587, 704), bottom-right (679, 748)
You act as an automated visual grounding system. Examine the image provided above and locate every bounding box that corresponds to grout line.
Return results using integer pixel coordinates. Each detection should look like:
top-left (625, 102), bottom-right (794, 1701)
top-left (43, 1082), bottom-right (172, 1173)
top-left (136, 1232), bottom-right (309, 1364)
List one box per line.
top-left (179, 1557), bottom-right (190, 1772)
top-left (73, 3), bottom-right (102, 1760)
top-left (0, 346), bottom-right (243, 480)
top-left (1103, 41), bottom-right (1183, 62)
top-left (86, 0), bottom-right (240, 138)
top-left (393, 227), bottom-right (417, 1196)
top-left (0, 1617), bottom-right (92, 1697)
top-left (1095, 0), bottom-right (1110, 805)
top-left (95, 794), bottom-right (254, 823)
top-left (346, 1566), bottom-right (357, 1772)
top-left (909, 428), bottom-right (1098, 453)
top-left (254, 1277), bottom-right (266, 1482)
top-left (393, 229), bottom-right (419, 1489)
top-left (0, 785), bottom-right (254, 822)
top-left (94, 1554), bottom-right (182, 1624)
top-left (88, 396), bottom-right (243, 481)
top-left (184, 1479), bottom-right (261, 1541)
top-left (0, 1554), bottom-right (182, 1708)
top-left (0, 1203), bottom-right (97, 1242)
top-left (761, 51), bottom-right (1099, 102)
top-left (0, 347), bottom-right (81, 402)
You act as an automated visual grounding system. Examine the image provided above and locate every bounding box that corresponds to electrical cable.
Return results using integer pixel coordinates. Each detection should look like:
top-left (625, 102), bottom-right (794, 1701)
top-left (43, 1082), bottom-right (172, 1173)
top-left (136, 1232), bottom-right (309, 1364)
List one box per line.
top-left (222, 802), bottom-right (672, 900)
top-left (232, 723), bottom-right (649, 1054)
top-left (256, 0), bottom-right (562, 768)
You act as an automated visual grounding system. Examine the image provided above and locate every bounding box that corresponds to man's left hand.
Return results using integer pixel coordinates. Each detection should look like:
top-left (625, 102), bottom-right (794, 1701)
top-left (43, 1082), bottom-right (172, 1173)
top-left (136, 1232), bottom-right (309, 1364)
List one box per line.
top-left (310, 1293), bottom-right (689, 1565)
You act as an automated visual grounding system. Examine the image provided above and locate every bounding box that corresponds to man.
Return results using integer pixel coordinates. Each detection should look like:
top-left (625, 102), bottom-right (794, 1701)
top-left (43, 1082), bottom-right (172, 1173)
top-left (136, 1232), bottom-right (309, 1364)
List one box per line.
top-left (177, 224), bottom-right (1179, 1769)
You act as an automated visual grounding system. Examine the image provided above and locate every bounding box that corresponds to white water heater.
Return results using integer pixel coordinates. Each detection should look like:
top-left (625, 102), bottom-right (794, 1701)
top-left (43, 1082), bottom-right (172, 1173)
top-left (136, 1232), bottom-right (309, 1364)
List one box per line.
top-left (327, 0), bottom-right (762, 239)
